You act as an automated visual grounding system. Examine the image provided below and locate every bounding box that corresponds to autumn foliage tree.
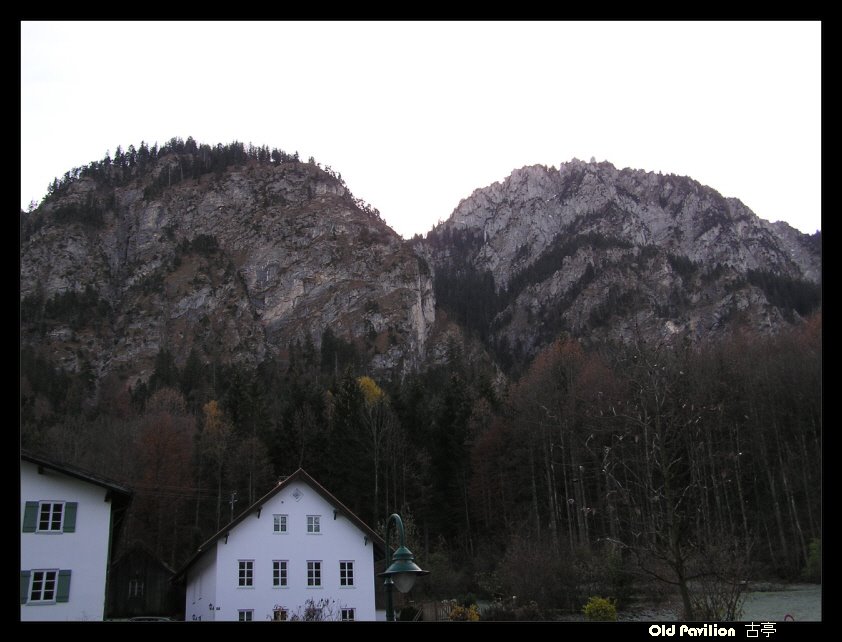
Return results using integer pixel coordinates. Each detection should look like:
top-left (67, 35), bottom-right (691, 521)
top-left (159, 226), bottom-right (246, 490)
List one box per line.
top-left (19, 294), bottom-right (819, 615)
top-left (357, 375), bottom-right (396, 521)
top-left (131, 388), bottom-right (195, 566)
top-left (201, 400), bottom-right (234, 530)
top-left (466, 318), bottom-right (820, 617)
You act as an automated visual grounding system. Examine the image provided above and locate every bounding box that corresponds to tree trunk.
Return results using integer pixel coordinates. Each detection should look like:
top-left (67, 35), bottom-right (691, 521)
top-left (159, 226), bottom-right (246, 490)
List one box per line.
top-left (529, 443), bottom-right (540, 536)
top-left (216, 466), bottom-right (223, 531)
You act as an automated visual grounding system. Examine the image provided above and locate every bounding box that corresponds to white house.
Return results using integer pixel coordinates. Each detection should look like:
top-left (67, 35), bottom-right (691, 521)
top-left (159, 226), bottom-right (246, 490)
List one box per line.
top-left (20, 450), bottom-right (133, 621)
top-left (176, 468), bottom-right (385, 622)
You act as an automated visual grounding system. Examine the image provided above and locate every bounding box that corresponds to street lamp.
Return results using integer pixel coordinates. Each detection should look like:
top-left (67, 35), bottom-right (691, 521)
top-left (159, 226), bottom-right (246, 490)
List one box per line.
top-left (378, 513), bottom-right (429, 621)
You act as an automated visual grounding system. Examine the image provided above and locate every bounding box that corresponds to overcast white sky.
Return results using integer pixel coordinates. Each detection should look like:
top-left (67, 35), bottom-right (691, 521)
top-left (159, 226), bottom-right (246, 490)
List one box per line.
top-left (21, 21), bottom-right (821, 238)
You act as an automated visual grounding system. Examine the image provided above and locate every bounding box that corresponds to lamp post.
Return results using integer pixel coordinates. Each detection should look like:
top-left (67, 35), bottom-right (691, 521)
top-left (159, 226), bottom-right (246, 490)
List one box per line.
top-left (378, 513), bottom-right (429, 621)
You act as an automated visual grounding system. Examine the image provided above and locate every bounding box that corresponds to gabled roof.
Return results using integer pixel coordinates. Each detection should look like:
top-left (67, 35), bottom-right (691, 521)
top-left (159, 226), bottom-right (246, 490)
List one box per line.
top-left (112, 540), bottom-right (177, 575)
top-left (173, 468), bottom-right (386, 582)
top-left (21, 449), bottom-right (134, 504)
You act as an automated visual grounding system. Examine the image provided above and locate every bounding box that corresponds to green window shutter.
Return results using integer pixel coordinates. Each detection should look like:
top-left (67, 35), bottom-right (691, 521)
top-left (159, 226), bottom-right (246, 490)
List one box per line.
top-left (63, 502), bottom-right (78, 533)
top-left (22, 502), bottom-right (38, 533)
top-left (56, 570), bottom-right (71, 603)
top-left (20, 571), bottom-right (31, 604)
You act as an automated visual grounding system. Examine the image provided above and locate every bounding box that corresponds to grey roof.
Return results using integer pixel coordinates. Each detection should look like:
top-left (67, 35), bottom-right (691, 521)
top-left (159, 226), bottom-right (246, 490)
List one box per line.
top-left (21, 449), bottom-right (134, 501)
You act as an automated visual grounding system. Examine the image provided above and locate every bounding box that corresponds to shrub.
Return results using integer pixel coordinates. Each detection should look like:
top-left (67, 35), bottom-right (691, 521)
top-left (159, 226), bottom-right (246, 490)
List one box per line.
top-left (689, 539), bottom-right (748, 621)
top-left (583, 596), bottom-right (617, 621)
top-left (449, 604), bottom-right (480, 621)
top-left (482, 600), bottom-right (545, 621)
top-left (398, 606), bottom-right (420, 621)
top-left (498, 534), bottom-right (582, 611)
top-left (802, 538), bottom-right (821, 583)
top-left (190, 234), bottom-right (220, 256)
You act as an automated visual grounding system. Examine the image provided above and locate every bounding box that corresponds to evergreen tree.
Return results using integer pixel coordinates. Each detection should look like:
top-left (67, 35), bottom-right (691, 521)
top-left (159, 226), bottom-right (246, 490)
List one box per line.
top-left (148, 348), bottom-right (180, 393)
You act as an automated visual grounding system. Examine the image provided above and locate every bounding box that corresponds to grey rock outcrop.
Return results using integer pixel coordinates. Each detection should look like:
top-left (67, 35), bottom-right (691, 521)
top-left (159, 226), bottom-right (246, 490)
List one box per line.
top-left (439, 160), bottom-right (819, 288)
top-left (424, 159), bottom-right (820, 364)
top-left (20, 152), bottom-right (820, 386)
top-left (20, 159), bottom-right (435, 383)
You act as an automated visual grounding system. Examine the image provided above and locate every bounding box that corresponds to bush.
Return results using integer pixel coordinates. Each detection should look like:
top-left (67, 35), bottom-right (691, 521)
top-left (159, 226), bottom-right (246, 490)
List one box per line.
top-left (52, 197), bottom-right (106, 228)
top-left (398, 606), bottom-right (420, 621)
top-left (582, 596), bottom-right (617, 621)
top-left (802, 538), bottom-right (821, 583)
top-left (689, 539), bottom-right (748, 621)
top-left (418, 541), bottom-right (470, 599)
top-left (190, 234), bottom-right (220, 256)
top-left (482, 600), bottom-right (545, 621)
top-left (449, 604), bottom-right (480, 621)
top-left (498, 534), bottom-right (582, 611)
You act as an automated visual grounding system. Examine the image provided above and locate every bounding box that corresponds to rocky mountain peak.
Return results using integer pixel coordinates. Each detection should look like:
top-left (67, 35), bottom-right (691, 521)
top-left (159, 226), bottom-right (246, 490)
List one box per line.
top-left (20, 143), bottom-right (820, 385)
top-left (424, 160), bottom-right (820, 369)
top-left (20, 142), bottom-right (435, 384)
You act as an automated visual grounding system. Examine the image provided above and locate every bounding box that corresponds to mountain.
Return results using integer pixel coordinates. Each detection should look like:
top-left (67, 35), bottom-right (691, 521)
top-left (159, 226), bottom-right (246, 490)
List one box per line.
top-left (422, 159), bottom-right (820, 369)
top-left (20, 141), bottom-right (434, 385)
top-left (20, 145), bottom-right (820, 389)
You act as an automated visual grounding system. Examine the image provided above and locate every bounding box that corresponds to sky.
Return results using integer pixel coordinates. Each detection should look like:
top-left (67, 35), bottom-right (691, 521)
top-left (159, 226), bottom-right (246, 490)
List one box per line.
top-left (21, 21), bottom-right (821, 239)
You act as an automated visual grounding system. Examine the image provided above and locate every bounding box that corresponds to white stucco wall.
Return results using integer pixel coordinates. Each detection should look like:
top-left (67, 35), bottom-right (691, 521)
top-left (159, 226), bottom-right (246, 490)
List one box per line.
top-left (186, 479), bottom-right (377, 621)
top-left (185, 544), bottom-right (218, 621)
top-left (20, 461), bottom-right (114, 621)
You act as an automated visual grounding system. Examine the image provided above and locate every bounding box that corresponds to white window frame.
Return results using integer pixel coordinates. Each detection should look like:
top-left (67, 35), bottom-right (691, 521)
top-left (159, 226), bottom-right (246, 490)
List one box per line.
top-left (273, 560), bottom-right (288, 588)
top-left (307, 514), bottom-right (321, 534)
top-left (273, 514), bottom-right (288, 534)
top-left (307, 561), bottom-right (322, 588)
top-left (238, 609), bottom-right (253, 621)
top-left (273, 608), bottom-right (288, 621)
top-left (29, 569), bottom-right (59, 603)
top-left (238, 560), bottom-right (254, 588)
top-left (339, 561), bottom-right (355, 587)
top-left (37, 502), bottom-right (64, 533)
top-left (341, 608), bottom-right (355, 621)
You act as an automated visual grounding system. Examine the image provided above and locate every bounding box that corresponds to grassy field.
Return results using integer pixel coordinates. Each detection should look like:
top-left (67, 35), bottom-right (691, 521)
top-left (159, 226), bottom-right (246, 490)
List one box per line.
top-left (740, 583), bottom-right (821, 622)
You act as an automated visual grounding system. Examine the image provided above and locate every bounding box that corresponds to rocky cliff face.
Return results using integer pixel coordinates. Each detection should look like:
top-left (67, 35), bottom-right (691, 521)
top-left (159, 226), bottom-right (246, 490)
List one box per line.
top-left (423, 159), bottom-right (821, 366)
top-left (436, 160), bottom-right (819, 287)
top-left (20, 157), bottom-right (435, 383)
top-left (20, 152), bottom-right (821, 385)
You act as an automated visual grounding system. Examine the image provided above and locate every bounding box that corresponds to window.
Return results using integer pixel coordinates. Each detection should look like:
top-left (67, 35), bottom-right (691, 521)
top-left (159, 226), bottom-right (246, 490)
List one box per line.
top-left (307, 515), bottom-right (320, 533)
top-left (340, 561), bottom-right (354, 587)
top-left (273, 514), bottom-right (288, 533)
top-left (22, 501), bottom-right (77, 533)
top-left (238, 610), bottom-right (253, 622)
top-left (273, 608), bottom-right (288, 621)
top-left (128, 578), bottom-right (145, 598)
top-left (273, 560), bottom-right (288, 587)
top-left (238, 560), bottom-right (253, 587)
top-left (307, 561), bottom-right (321, 587)
top-left (341, 608), bottom-right (355, 621)
top-left (22, 570), bottom-right (71, 604)
top-left (39, 503), bottom-right (64, 532)
top-left (29, 570), bottom-right (58, 602)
